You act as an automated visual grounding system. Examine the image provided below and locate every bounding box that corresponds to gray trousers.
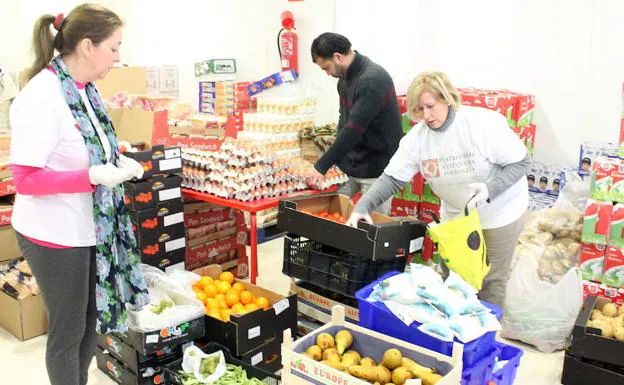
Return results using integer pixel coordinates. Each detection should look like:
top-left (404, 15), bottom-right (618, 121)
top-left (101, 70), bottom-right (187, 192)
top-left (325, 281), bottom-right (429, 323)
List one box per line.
top-left (478, 215), bottom-right (526, 307)
top-left (339, 176), bottom-right (392, 215)
top-left (16, 233), bottom-right (97, 385)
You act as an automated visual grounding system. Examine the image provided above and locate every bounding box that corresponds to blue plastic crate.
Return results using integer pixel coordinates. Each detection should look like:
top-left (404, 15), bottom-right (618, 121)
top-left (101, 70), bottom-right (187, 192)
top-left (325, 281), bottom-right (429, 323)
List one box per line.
top-left (491, 342), bottom-right (524, 385)
top-left (461, 346), bottom-right (499, 385)
top-left (355, 271), bottom-right (504, 367)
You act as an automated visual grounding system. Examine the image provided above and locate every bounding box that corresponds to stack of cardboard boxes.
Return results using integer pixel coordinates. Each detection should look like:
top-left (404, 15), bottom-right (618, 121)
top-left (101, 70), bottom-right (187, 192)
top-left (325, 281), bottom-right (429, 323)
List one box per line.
top-left (198, 81), bottom-right (255, 115)
top-left (124, 145), bottom-right (186, 271)
top-left (96, 316), bottom-right (205, 385)
top-left (184, 202), bottom-right (248, 277)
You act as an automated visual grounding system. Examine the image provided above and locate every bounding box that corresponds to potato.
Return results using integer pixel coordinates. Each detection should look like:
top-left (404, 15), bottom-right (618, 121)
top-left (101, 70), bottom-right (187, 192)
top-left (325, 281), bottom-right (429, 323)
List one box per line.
top-left (567, 242), bottom-right (581, 255)
top-left (321, 360), bottom-right (345, 371)
top-left (551, 260), bottom-right (566, 274)
top-left (361, 357), bottom-right (377, 367)
top-left (304, 345), bottom-right (322, 361)
top-left (593, 320), bottom-right (614, 338)
top-left (619, 305), bottom-right (624, 317)
top-left (603, 303), bottom-right (618, 317)
top-left (391, 367), bottom-right (413, 385)
top-left (316, 333), bottom-right (335, 350)
top-left (614, 326), bottom-right (624, 341)
top-left (381, 349), bottom-right (403, 370)
top-left (590, 309), bottom-right (605, 321)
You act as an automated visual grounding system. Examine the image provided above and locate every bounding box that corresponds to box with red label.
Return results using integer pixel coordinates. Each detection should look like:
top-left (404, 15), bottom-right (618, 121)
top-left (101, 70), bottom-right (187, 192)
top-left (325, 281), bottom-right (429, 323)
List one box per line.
top-left (185, 235), bottom-right (238, 269)
top-left (579, 243), bottom-right (606, 283)
top-left (124, 175), bottom-right (182, 211)
top-left (511, 93), bottom-right (536, 127)
top-left (184, 207), bottom-right (233, 229)
top-left (459, 88), bottom-right (516, 126)
top-left (411, 172), bottom-right (425, 197)
top-left (391, 198), bottom-right (419, 217)
top-left (603, 247), bottom-right (624, 288)
top-left (419, 201), bottom-right (441, 224)
top-left (583, 280), bottom-right (624, 306)
top-left (514, 124), bottom-right (536, 156)
top-left (581, 199), bottom-right (613, 245)
top-left (97, 333), bottom-right (181, 378)
top-left (131, 200), bottom-right (184, 242)
top-left (141, 248), bottom-right (185, 273)
top-left (193, 264), bottom-right (297, 356)
top-left (609, 203), bottom-right (624, 248)
top-left (0, 203), bottom-right (12, 227)
top-left (123, 145), bottom-right (181, 180)
top-left (422, 182), bottom-right (441, 205)
top-left (619, 82), bottom-right (624, 158)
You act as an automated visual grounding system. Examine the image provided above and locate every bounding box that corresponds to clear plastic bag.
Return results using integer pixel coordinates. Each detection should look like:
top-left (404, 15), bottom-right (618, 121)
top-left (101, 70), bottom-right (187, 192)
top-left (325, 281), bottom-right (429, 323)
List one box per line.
top-left (502, 256), bottom-right (583, 353)
top-left (127, 265), bottom-right (204, 332)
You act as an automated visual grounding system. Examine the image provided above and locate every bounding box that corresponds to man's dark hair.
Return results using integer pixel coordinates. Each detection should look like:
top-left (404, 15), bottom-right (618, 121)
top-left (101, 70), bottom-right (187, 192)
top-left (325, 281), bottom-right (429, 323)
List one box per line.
top-left (311, 32), bottom-right (352, 61)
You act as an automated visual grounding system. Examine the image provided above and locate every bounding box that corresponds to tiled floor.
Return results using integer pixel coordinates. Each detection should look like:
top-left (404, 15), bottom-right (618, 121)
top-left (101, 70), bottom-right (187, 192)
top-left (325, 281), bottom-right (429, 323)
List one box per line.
top-left (0, 237), bottom-right (565, 384)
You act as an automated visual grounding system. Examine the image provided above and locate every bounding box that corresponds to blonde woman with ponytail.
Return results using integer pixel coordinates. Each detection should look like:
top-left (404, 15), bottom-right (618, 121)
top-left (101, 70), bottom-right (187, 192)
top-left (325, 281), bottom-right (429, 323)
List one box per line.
top-left (10, 4), bottom-right (147, 385)
top-left (348, 71), bottom-right (530, 307)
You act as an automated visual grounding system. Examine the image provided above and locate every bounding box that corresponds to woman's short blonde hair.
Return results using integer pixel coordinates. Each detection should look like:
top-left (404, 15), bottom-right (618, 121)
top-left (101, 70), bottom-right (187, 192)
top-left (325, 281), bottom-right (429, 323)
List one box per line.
top-left (406, 71), bottom-right (461, 121)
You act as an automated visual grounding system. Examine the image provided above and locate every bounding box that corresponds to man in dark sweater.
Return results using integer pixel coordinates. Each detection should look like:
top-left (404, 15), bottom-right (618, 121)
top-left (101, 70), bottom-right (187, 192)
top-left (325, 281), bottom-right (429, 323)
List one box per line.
top-left (309, 32), bottom-right (402, 214)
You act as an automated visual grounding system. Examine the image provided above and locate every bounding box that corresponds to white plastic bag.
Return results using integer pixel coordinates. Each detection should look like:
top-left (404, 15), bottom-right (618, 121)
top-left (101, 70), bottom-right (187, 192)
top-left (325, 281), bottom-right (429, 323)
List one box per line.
top-left (502, 255), bottom-right (583, 353)
top-left (182, 346), bottom-right (227, 384)
top-left (127, 265), bottom-right (204, 332)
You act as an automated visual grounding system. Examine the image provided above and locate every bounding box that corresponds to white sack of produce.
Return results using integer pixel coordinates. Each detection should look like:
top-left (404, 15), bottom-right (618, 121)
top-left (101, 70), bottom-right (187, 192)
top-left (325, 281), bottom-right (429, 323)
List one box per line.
top-left (502, 172), bottom-right (587, 352)
top-left (127, 265), bottom-right (205, 332)
top-left (367, 265), bottom-right (501, 343)
top-left (181, 346), bottom-right (227, 384)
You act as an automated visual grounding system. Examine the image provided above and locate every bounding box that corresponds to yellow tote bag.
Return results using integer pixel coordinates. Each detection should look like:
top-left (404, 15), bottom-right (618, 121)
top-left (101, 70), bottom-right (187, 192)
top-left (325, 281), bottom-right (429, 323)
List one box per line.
top-left (427, 209), bottom-right (490, 290)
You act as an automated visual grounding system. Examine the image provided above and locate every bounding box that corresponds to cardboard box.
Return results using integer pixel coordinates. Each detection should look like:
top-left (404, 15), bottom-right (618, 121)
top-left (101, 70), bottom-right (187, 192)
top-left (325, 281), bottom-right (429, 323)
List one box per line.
top-left (419, 201), bottom-right (441, 224)
top-left (0, 178), bottom-right (15, 196)
top-left (186, 235), bottom-right (238, 267)
top-left (124, 175), bottom-right (182, 211)
top-left (422, 182), bottom-right (441, 205)
top-left (578, 141), bottom-right (619, 177)
top-left (140, 241), bottom-right (186, 272)
top-left (192, 264), bottom-right (298, 356)
top-left (184, 208), bottom-right (233, 229)
top-left (512, 94), bottom-right (536, 127)
top-left (581, 200), bottom-right (613, 245)
top-left (603, 247), bottom-right (624, 288)
top-left (96, 67), bottom-right (148, 100)
top-left (583, 280), bottom-right (624, 305)
top-left (290, 280), bottom-right (359, 323)
top-left (0, 290), bottom-right (47, 341)
top-left (115, 317), bottom-right (204, 356)
top-left (247, 69), bottom-right (298, 97)
top-left (0, 203), bottom-right (12, 226)
top-left (278, 193), bottom-right (427, 262)
top-left (590, 157), bottom-right (614, 201)
top-left (609, 203), bottom-right (624, 248)
top-left (570, 296), bottom-right (624, 368)
top-left (579, 243), bottom-right (606, 283)
top-left (0, 225), bottom-right (21, 262)
top-left (108, 108), bottom-right (168, 146)
top-left (391, 198), bottom-right (419, 217)
top-left (97, 333), bottom-right (181, 377)
top-left (124, 146), bottom-right (182, 180)
top-left (236, 337), bottom-right (281, 373)
top-left (95, 347), bottom-right (166, 385)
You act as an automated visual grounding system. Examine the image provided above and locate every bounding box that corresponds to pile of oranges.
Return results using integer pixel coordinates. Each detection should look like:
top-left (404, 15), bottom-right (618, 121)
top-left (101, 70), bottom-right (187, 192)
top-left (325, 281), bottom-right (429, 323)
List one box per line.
top-left (192, 271), bottom-right (271, 322)
top-left (300, 209), bottom-right (347, 224)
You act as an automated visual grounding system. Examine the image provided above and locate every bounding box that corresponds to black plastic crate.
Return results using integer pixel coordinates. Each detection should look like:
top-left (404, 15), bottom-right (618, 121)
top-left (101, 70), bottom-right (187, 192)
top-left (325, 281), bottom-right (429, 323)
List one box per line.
top-left (562, 353), bottom-right (624, 385)
top-left (164, 342), bottom-right (280, 385)
top-left (283, 234), bottom-right (406, 297)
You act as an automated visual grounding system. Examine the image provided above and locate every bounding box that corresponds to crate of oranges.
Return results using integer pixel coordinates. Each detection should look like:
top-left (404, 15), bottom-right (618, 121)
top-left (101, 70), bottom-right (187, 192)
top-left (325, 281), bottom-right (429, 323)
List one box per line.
top-left (191, 264), bottom-right (298, 356)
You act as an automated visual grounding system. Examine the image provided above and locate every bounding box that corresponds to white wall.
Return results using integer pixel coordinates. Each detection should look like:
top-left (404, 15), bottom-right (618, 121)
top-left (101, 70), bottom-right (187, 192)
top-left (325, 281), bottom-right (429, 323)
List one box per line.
top-left (335, 0), bottom-right (624, 166)
top-left (2, 0), bottom-right (623, 166)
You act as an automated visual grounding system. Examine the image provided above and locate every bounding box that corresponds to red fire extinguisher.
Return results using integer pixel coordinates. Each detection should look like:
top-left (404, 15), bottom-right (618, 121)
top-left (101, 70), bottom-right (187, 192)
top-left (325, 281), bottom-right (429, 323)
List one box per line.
top-left (278, 10), bottom-right (298, 75)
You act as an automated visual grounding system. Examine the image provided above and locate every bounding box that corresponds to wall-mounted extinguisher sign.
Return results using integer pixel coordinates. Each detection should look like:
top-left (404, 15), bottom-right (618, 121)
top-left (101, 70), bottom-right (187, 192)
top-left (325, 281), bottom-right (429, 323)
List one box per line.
top-left (278, 10), bottom-right (298, 75)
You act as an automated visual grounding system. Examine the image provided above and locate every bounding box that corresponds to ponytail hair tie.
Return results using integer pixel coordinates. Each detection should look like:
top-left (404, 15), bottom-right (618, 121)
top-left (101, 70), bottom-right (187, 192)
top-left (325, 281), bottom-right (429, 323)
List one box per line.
top-left (53, 13), bottom-right (64, 31)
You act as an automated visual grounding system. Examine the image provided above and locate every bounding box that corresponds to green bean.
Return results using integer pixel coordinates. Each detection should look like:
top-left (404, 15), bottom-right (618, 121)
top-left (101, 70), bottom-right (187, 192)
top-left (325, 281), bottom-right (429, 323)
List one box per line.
top-left (176, 363), bottom-right (271, 385)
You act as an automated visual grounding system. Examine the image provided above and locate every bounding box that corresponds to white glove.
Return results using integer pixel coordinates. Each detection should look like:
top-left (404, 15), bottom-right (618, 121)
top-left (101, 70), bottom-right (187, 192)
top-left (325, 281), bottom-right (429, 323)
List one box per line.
top-left (118, 154), bottom-right (145, 180)
top-left (88, 163), bottom-right (136, 188)
top-left (346, 212), bottom-right (373, 227)
top-left (466, 182), bottom-right (490, 213)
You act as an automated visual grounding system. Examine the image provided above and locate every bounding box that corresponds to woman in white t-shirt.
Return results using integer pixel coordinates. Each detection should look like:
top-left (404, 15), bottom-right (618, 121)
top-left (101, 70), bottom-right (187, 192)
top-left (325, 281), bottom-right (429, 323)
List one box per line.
top-left (348, 71), bottom-right (530, 306)
top-left (10, 5), bottom-right (146, 385)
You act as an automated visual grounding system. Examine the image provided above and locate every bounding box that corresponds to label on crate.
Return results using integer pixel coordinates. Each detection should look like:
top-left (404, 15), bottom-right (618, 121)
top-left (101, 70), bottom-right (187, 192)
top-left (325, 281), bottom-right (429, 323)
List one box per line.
top-left (165, 148), bottom-right (181, 158)
top-left (251, 352), bottom-right (263, 366)
top-left (273, 298), bottom-right (290, 315)
top-left (159, 187), bottom-right (181, 201)
top-left (409, 237), bottom-right (424, 253)
top-left (146, 335), bottom-right (159, 344)
top-left (248, 326), bottom-right (261, 340)
top-left (159, 158), bottom-right (182, 172)
top-left (164, 212), bottom-right (184, 227)
top-left (406, 380), bottom-right (422, 385)
top-left (165, 238), bottom-right (186, 252)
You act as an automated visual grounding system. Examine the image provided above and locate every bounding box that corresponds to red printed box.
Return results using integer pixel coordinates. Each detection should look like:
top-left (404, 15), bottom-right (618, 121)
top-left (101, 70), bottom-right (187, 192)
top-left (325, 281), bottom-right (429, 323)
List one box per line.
top-left (603, 247), bottom-right (624, 288)
top-left (0, 205), bottom-right (12, 226)
top-left (391, 198), bottom-right (419, 217)
top-left (459, 88), bottom-right (516, 126)
top-left (512, 93), bottom-right (536, 127)
top-left (184, 208), bottom-right (233, 229)
top-left (583, 280), bottom-right (624, 306)
top-left (419, 201), bottom-right (441, 224)
top-left (579, 243), bottom-right (606, 283)
top-left (411, 172), bottom-right (425, 197)
top-left (185, 235), bottom-right (238, 268)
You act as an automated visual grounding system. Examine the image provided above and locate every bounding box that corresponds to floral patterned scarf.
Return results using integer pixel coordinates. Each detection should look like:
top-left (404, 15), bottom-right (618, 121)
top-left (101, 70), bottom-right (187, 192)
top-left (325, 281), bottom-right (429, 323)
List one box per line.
top-left (50, 57), bottom-right (149, 333)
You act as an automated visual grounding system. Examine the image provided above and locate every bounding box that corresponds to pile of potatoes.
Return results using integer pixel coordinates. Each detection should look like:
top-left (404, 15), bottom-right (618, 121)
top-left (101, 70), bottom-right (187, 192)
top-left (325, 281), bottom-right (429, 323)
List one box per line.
top-left (514, 208), bottom-right (583, 284)
top-left (587, 302), bottom-right (624, 341)
top-left (303, 330), bottom-right (442, 385)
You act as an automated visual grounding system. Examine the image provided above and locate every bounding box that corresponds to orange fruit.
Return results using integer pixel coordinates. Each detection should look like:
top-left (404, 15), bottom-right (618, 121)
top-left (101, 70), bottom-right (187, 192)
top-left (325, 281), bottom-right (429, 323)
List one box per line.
top-left (231, 303), bottom-right (245, 314)
top-left (205, 298), bottom-right (219, 310)
top-left (219, 271), bottom-right (235, 284)
top-left (232, 282), bottom-right (246, 292)
top-left (192, 284), bottom-right (202, 293)
top-left (256, 297), bottom-right (270, 310)
top-left (199, 276), bottom-right (214, 287)
top-left (206, 308), bottom-right (222, 320)
top-left (226, 291), bottom-right (240, 307)
top-left (240, 290), bottom-right (254, 305)
top-left (217, 281), bottom-right (232, 294)
top-left (215, 293), bottom-right (226, 302)
top-left (203, 284), bottom-right (218, 298)
top-left (196, 291), bottom-right (207, 302)
top-left (245, 303), bottom-right (261, 312)
top-left (217, 298), bottom-right (228, 309)
top-left (220, 309), bottom-right (231, 322)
